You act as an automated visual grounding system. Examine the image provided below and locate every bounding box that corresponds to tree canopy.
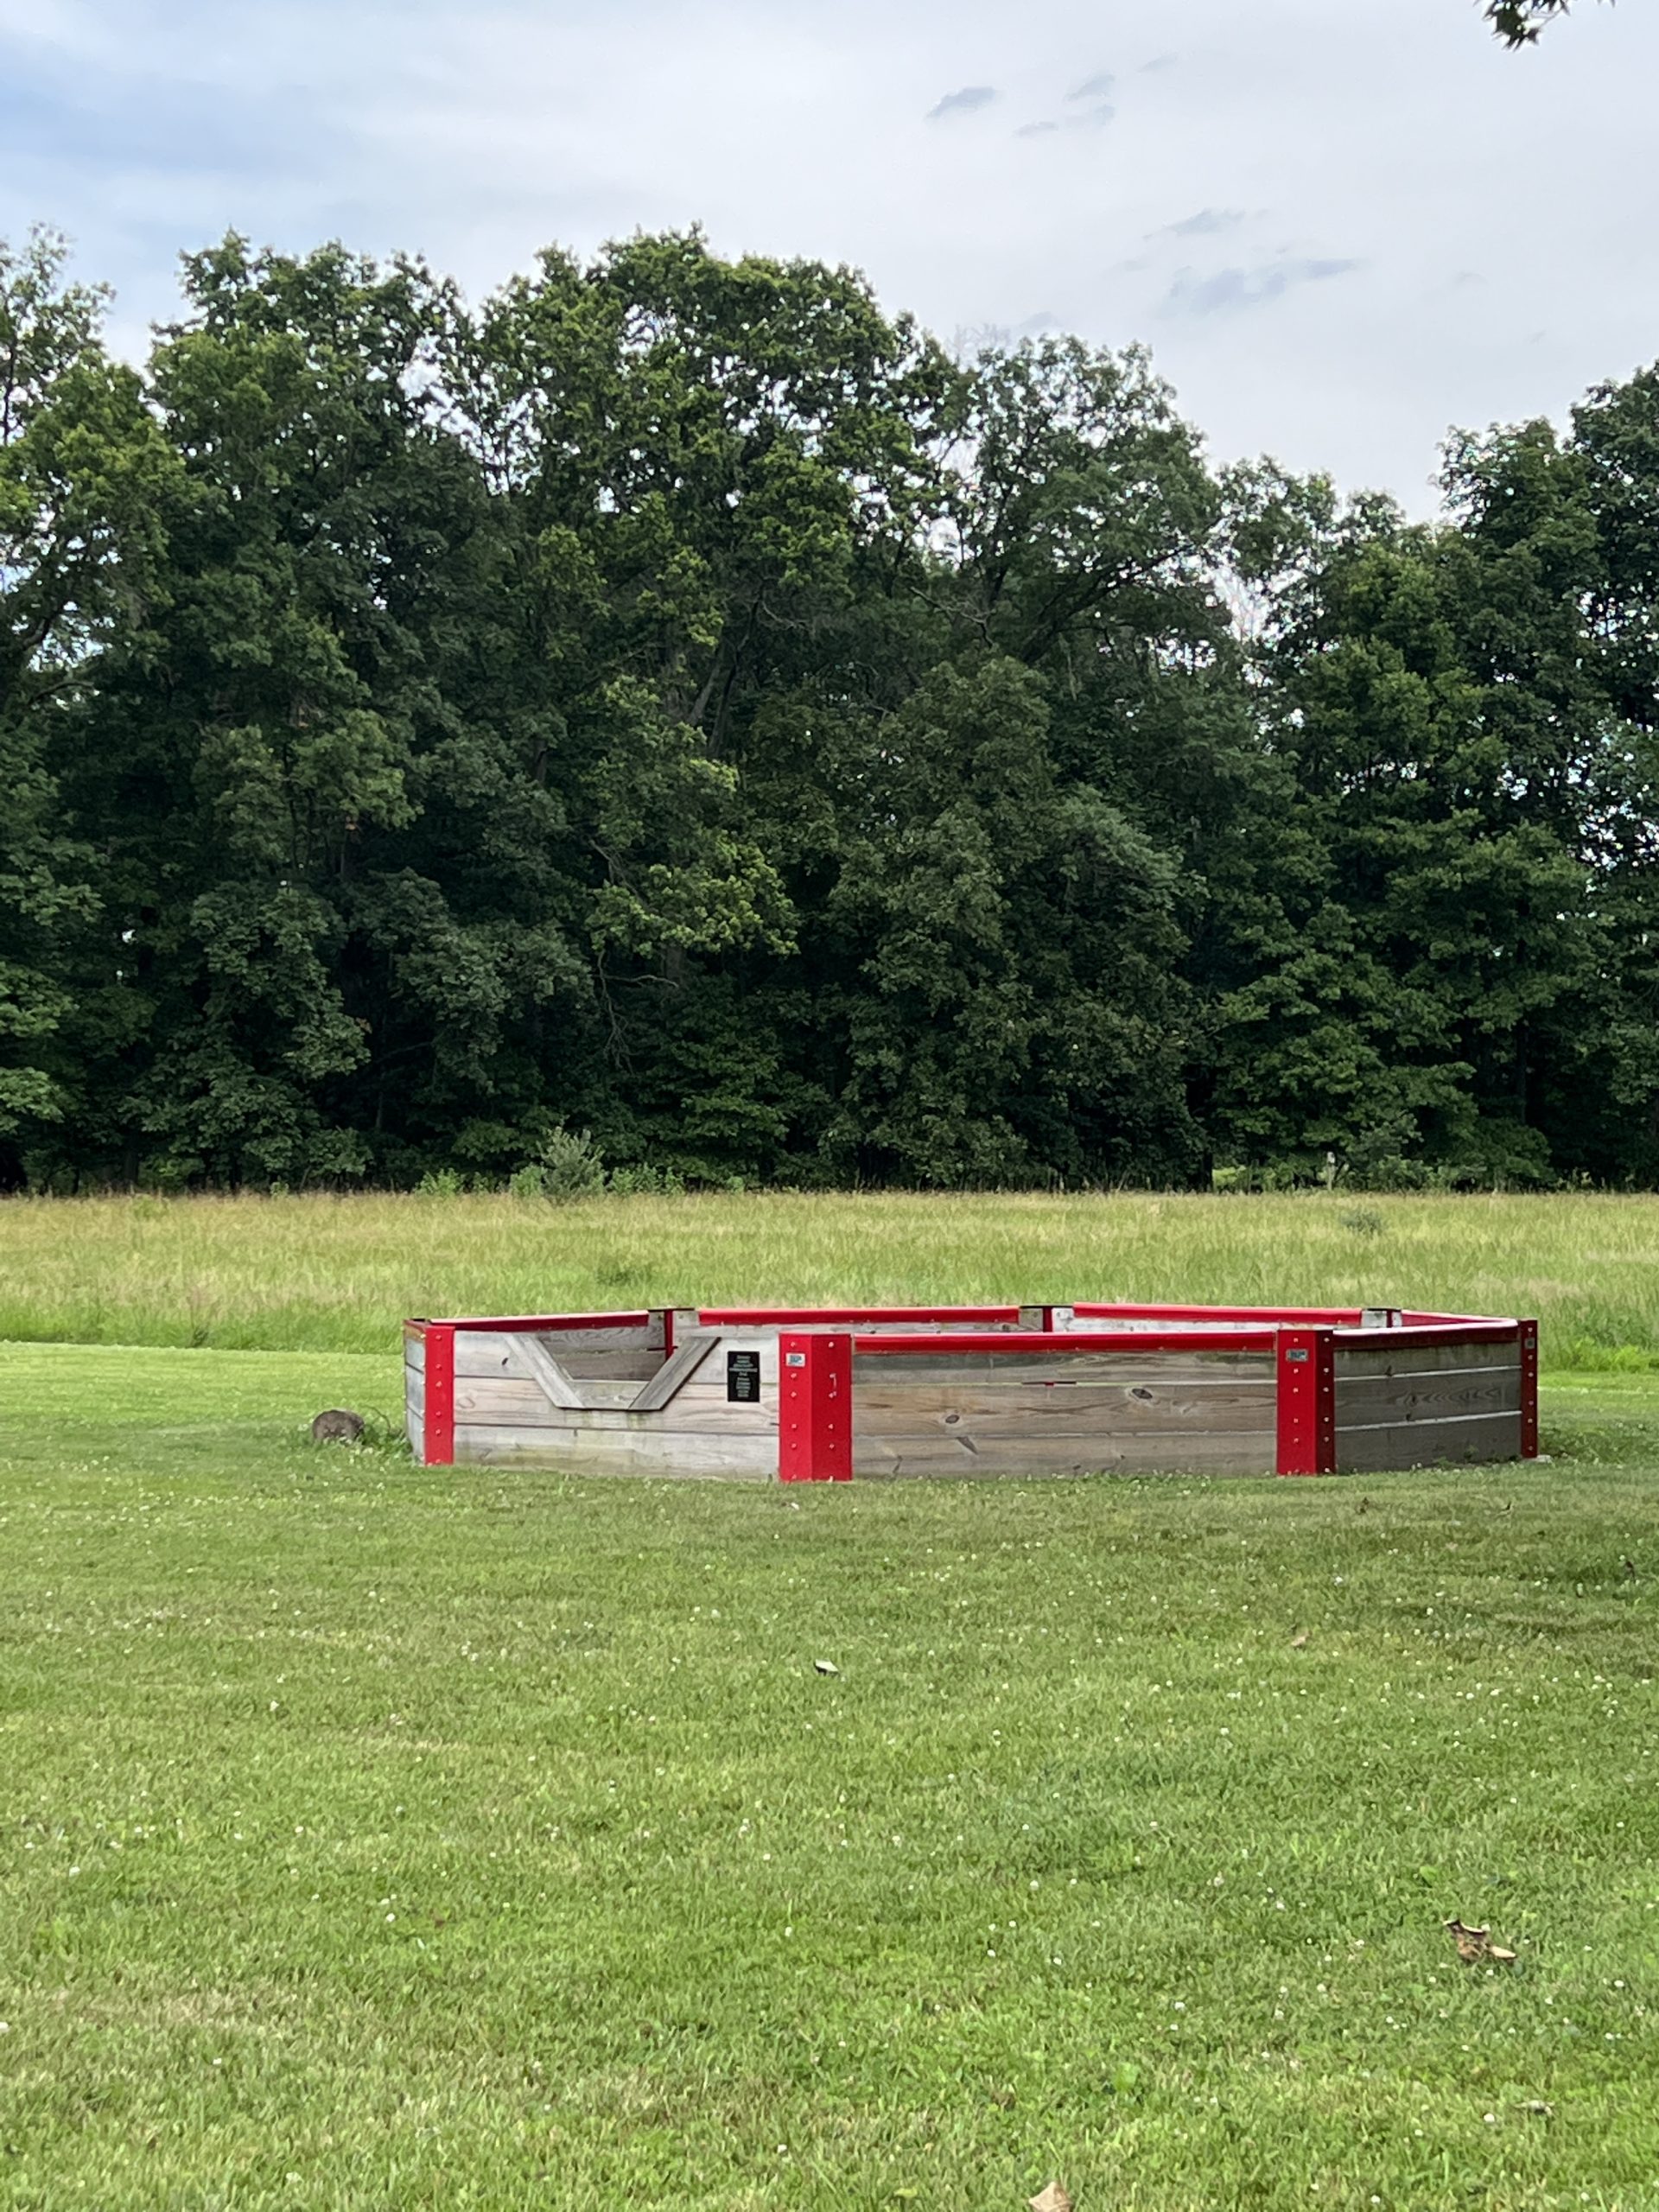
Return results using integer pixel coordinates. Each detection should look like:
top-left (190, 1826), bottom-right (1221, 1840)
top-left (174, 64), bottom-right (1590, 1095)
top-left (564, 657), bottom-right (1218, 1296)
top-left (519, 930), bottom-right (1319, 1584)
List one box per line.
top-left (1, 220), bottom-right (1656, 1192)
top-left (1488, 0), bottom-right (1586, 42)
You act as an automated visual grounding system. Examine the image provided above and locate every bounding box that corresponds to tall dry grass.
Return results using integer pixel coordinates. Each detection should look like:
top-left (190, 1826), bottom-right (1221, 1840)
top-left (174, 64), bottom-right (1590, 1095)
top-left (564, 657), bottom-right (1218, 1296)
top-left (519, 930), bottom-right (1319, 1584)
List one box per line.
top-left (1, 1188), bottom-right (1656, 1363)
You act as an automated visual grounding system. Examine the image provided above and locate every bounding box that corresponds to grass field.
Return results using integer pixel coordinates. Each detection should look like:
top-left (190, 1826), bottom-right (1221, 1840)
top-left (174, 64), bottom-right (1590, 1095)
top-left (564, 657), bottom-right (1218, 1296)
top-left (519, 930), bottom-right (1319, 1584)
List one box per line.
top-left (4, 1195), bottom-right (1659, 2209)
top-left (1, 1188), bottom-right (1658, 1364)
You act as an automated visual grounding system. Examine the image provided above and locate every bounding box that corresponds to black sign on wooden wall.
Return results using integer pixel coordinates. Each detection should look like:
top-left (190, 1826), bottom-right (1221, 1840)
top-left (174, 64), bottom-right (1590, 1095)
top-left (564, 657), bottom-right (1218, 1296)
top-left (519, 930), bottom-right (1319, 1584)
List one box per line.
top-left (727, 1350), bottom-right (761, 1403)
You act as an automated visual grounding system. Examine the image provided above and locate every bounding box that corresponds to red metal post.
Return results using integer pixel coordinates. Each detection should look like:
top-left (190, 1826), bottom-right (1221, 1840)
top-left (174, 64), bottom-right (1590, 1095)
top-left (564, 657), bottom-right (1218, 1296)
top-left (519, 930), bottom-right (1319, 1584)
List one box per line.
top-left (1518, 1319), bottom-right (1540, 1459)
top-left (778, 1331), bottom-right (853, 1483)
top-left (1275, 1326), bottom-right (1336, 1476)
top-left (424, 1322), bottom-right (456, 1465)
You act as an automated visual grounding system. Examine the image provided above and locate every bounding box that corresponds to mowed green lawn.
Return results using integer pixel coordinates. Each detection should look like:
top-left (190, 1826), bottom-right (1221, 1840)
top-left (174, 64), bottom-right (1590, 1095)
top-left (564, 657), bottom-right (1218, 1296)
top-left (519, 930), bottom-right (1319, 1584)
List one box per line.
top-left (3, 1197), bottom-right (1659, 2209)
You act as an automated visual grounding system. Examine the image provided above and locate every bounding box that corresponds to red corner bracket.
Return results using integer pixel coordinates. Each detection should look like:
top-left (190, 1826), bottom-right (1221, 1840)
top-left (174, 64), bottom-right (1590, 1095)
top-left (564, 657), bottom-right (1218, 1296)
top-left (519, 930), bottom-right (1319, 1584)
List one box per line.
top-left (1275, 1326), bottom-right (1336, 1476)
top-left (423, 1322), bottom-right (456, 1465)
top-left (778, 1331), bottom-right (852, 1483)
top-left (1518, 1318), bottom-right (1539, 1459)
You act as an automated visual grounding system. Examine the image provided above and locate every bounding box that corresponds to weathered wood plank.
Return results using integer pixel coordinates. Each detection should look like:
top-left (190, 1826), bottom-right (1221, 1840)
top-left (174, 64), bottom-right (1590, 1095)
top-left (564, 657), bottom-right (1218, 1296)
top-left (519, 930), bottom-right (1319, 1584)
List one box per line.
top-left (1335, 1410), bottom-right (1522, 1472)
top-left (852, 1380), bottom-right (1275, 1435)
top-left (664, 1397), bottom-right (779, 1433)
top-left (454, 1422), bottom-right (775, 1478)
top-left (1333, 1343), bottom-right (1521, 1380)
top-left (851, 1351), bottom-right (1274, 1388)
top-left (1336, 1370), bottom-right (1521, 1424)
top-left (452, 1329), bottom-right (664, 1380)
top-left (550, 1351), bottom-right (664, 1382)
top-left (404, 1359), bottom-right (425, 1452)
top-left (852, 1406), bottom-right (1274, 1448)
top-left (567, 1379), bottom-right (656, 1408)
top-left (442, 1394), bottom-right (771, 1437)
top-left (457, 1376), bottom-right (647, 1414)
top-left (683, 1338), bottom-right (780, 1380)
top-left (514, 1332), bottom-right (586, 1410)
top-left (629, 1332), bottom-right (719, 1411)
top-left (454, 1376), bottom-right (778, 1431)
top-left (630, 1332), bottom-right (780, 1410)
top-left (853, 1428), bottom-right (1274, 1478)
top-left (404, 1332), bottom-right (426, 1374)
top-left (521, 1325), bottom-right (662, 1354)
top-left (454, 1332), bottom-right (531, 1380)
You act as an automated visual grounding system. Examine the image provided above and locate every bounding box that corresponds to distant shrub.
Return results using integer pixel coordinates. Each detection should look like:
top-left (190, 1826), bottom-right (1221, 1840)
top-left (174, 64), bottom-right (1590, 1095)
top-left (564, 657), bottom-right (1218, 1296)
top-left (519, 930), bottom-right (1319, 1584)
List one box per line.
top-left (607, 1161), bottom-right (684, 1197)
top-left (415, 1168), bottom-right (465, 1198)
top-left (510, 1126), bottom-right (607, 1200)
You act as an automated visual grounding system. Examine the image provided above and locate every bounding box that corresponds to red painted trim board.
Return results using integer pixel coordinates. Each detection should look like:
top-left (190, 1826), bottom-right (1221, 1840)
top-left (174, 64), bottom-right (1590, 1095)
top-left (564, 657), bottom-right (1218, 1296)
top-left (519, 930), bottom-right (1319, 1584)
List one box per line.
top-left (413, 1312), bottom-right (652, 1333)
top-left (777, 1331), bottom-right (853, 1482)
top-left (1518, 1319), bottom-right (1540, 1458)
top-left (1275, 1327), bottom-right (1336, 1475)
top-left (704, 1306), bottom-right (1021, 1326)
top-left (423, 1323), bottom-right (456, 1465)
top-left (1072, 1302), bottom-right (1492, 1329)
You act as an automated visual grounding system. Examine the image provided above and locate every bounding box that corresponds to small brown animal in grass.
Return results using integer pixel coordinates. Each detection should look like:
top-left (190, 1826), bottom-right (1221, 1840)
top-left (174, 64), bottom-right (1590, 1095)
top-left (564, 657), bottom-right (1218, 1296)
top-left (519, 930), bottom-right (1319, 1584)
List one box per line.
top-left (310, 1408), bottom-right (365, 1445)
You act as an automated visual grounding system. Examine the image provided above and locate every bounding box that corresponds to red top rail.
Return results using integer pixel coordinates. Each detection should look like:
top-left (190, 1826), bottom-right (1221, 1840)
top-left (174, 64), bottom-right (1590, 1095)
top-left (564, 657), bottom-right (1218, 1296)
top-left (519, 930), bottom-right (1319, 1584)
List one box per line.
top-left (1330, 1320), bottom-right (1521, 1348)
top-left (702, 1305), bottom-right (1023, 1326)
top-left (1069, 1302), bottom-right (1497, 1328)
top-left (408, 1312), bottom-right (652, 1333)
top-left (851, 1328), bottom-right (1281, 1356)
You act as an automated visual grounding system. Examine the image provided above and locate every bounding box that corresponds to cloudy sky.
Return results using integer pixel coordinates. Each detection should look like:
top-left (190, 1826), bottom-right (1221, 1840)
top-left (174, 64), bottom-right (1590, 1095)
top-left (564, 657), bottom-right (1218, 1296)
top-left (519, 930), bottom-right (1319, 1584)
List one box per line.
top-left (1, 0), bottom-right (1652, 509)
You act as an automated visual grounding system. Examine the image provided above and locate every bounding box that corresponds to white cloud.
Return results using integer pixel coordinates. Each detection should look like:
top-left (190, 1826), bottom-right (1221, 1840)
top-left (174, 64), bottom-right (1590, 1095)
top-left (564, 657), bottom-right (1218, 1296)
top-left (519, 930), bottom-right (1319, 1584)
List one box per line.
top-left (0, 0), bottom-right (1651, 512)
top-left (1159, 207), bottom-right (1248, 239)
top-left (1164, 257), bottom-right (1362, 317)
top-left (927, 84), bottom-right (999, 119)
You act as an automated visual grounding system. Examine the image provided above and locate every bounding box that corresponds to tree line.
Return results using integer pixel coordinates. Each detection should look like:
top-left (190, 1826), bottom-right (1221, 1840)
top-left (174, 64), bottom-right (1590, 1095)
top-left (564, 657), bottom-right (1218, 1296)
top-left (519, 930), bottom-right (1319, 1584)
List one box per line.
top-left (2, 225), bottom-right (1656, 1192)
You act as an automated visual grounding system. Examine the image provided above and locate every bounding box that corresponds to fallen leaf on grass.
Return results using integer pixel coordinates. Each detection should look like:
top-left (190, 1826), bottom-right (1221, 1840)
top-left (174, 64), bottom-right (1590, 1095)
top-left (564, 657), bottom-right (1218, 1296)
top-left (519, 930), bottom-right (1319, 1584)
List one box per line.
top-left (1289, 1631), bottom-right (1309, 1649)
top-left (814, 1659), bottom-right (840, 1675)
top-left (1515, 2099), bottom-right (1554, 2118)
top-left (1029, 2185), bottom-right (1072, 2212)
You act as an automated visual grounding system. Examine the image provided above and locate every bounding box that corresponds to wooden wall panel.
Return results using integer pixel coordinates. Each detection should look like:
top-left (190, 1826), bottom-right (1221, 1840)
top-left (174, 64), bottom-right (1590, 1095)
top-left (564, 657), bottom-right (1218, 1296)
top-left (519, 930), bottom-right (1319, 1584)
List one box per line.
top-left (1334, 1339), bottom-right (1523, 1471)
top-left (851, 1351), bottom-right (1275, 1478)
top-left (1337, 1410), bottom-right (1523, 1472)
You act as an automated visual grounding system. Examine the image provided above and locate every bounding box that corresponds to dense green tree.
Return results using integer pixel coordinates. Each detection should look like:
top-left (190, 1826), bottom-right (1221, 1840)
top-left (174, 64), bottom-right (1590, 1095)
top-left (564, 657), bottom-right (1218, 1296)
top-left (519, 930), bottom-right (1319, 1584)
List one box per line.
top-left (0, 229), bottom-right (174, 1182)
top-left (56, 241), bottom-right (483, 1183)
top-left (1211, 404), bottom-right (1659, 1185)
top-left (9, 222), bottom-right (1659, 1192)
